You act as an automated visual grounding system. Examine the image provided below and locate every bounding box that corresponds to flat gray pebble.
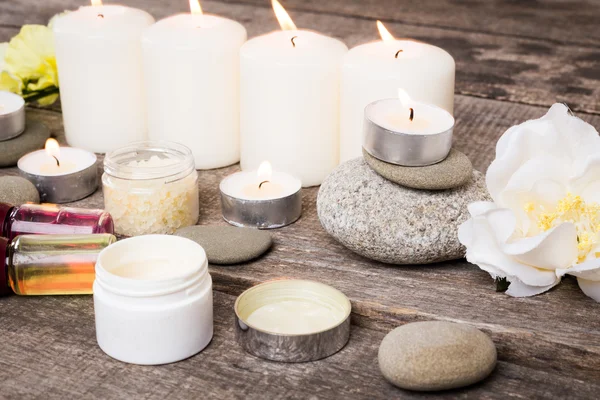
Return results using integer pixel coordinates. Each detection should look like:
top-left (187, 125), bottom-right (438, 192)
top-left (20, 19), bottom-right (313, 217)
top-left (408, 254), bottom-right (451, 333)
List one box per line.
top-left (363, 148), bottom-right (473, 190)
top-left (0, 119), bottom-right (50, 167)
top-left (174, 225), bottom-right (272, 265)
top-left (317, 158), bottom-right (490, 264)
top-left (0, 176), bottom-right (40, 205)
top-left (379, 321), bottom-right (497, 391)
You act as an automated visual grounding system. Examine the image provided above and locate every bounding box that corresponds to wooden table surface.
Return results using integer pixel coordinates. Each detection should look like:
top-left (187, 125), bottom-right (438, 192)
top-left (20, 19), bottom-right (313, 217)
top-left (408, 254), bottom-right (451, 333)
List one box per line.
top-left (1, 1), bottom-right (599, 399)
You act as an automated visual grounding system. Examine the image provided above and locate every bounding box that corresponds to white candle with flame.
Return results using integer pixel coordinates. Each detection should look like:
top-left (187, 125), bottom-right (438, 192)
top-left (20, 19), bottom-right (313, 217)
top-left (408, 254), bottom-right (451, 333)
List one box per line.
top-left (53, 0), bottom-right (154, 153)
top-left (239, 0), bottom-right (347, 187)
top-left (221, 161), bottom-right (300, 201)
top-left (339, 21), bottom-right (455, 161)
top-left (369, 89), bottom-right (454, 135)
top-left (18, 139), bottom-right (95, 177)
top-left (142, 0), bottom-right (247, 169)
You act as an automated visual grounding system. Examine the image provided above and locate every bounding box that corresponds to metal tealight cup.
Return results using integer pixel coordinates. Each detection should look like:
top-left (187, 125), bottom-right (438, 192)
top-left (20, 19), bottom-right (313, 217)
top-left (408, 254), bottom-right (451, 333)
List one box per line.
top-left (363, 98), bottom-right (454, 167)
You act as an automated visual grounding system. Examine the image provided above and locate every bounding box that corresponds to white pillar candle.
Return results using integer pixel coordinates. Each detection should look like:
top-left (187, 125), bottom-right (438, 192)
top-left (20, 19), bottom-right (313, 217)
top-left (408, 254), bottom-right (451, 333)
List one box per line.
top-left (240, 0), bottom-right (347, 187)
top-left (53, 1), bottom-right (154, 153)
top-left (339, 21), bottom-right (455, 162)
top-left (142, 1), bottom-right (247, 169)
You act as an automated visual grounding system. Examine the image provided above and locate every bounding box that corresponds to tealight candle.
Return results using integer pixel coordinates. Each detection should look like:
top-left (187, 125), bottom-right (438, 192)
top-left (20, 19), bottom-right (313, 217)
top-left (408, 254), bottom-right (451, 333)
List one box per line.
top-left (363, 89), bottom-right (455, 167)
top-left (235, 279), bottom-right (351, 362)
top-left (142, 0), bottom-right (247, 169)
top-left (220, 161), bottom-right (302, 229)
top-left (239, 0), bottom-right (348, 187)
top-left (340, 21), bottom-right (455, 162)
top-left (18, 139), bottom-right (98, 203)
top-left (0, 91), bottom-right (25, 141)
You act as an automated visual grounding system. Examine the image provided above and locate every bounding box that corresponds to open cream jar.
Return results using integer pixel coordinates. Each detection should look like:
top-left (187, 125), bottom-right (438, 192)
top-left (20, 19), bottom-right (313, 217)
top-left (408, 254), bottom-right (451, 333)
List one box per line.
top-left (93, 235), bottom-right (213, 365)
top-left (235, 279), bottom-right (351, 362)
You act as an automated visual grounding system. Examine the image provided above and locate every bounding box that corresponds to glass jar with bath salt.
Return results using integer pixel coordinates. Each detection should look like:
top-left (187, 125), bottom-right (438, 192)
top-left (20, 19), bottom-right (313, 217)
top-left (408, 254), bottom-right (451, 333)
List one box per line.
top-left (0, 234), bottom-right (116, 296)
top-left (0, 203), bottom-right (114, 240)
top-left (102, 141), bottom-right (199, 236)
top-left (93, 235), bottom-right (213, 365)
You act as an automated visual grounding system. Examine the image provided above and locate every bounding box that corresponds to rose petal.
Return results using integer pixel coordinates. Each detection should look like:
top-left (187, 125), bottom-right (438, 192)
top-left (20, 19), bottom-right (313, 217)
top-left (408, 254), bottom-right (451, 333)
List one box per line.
top-left (560, 257), bottom-right (600, 281)
top-left (502, 222), bottom-right (577, 270)
top-left (570, 154), bottom-right (600, 203)
top-left (467, 201), bottom-right (497, 218)
top-left (461, 211), bottom-right (559, 287)
top-left (577, 278), bottom-right (600, 302)
top-left (505, 278), bottom-right (560, 297)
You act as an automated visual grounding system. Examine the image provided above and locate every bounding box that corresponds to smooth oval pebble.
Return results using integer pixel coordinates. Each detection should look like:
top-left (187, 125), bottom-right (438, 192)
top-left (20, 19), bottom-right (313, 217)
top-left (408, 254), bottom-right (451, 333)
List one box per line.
top-left (363, 148), bottom-right (473, 190)
top-left (379, 321), bottom-right (497, 391)
top-left (0, 119), bottom-right (51, 167)
top-left (174, 225), bottom-right (272, 265)
top-left (0, 176), bottom-right (40, 205)
top-left (317, 158), bottom-right (491, 265)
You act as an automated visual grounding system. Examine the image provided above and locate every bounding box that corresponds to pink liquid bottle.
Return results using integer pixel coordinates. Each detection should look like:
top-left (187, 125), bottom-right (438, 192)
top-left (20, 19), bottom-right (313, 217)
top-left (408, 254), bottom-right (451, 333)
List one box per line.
top-left (0, 203), bottom-right (114, 240)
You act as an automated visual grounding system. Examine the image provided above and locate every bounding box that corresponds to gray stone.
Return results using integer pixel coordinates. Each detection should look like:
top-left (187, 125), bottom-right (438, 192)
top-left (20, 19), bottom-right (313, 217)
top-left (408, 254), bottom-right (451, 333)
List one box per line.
top-left (0, 176), bottom-right (40, 205)
top-left (363, 148), bottom-right (473, 190)
top-left (0, 119), bottom-right (50, 167)
top-left (174, 225), bottom-right (272, 265)
top-left (378, 321), bottom-right (497, 391)
top-left (317, 158), bottom-right (491, 264)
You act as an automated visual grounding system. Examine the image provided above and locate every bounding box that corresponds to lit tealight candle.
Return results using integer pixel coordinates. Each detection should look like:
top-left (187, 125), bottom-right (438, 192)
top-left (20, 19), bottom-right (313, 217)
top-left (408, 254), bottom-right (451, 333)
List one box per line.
top-left (0, 91), bottom-right (25, 141)
top-left (220, 161), bottom-right (302, 229)
top-left (18, 139), bottom-right (98, 203)
top-left (340, 21), bottom-right (455, 161)
top-left (363, 89), bottom-right (455, 166)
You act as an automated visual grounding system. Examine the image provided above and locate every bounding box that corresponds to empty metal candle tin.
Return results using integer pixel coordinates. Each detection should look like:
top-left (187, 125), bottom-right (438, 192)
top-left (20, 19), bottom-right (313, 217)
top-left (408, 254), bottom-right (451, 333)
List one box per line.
top-left (18, 147), bottom-right (98, 204)
top-left (220, 169), bottom-right (302, 229)
top-left (363, 98), bottom-right (455, 167)
top-left (234, 279), bottom-right (351, 362)
top-left (0, 91), bottom-right (25, 141)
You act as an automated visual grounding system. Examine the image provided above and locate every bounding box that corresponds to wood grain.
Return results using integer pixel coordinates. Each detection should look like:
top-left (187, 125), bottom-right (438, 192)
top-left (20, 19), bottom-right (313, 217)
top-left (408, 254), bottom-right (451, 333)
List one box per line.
top-left (0, 291), bottom-right (598, 399)
top-left (1, 0), bottom-right (599, 114)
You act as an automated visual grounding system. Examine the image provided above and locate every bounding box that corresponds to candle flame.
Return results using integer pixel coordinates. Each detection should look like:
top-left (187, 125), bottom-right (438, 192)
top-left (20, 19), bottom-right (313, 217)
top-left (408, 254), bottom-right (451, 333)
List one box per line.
top-left (397, 88), bottom-right (412, 107)
top-left (189, 0), bottom-right (203, 15)
top-left (45, 138), bottom-right (60, 159)
top-left (257, 161), bottom-right (273, 182)
top-left (91, 0), bottom-right (102, 6)
top-left (377, 20), bottom-right (395, 41)
top-left (272, 0), bottom-right (297, 31)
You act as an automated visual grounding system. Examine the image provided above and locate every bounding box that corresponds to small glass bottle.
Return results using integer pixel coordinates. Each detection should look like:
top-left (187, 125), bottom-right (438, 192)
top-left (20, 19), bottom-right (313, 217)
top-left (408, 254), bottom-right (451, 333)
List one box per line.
top-left (0, 234), bottom-right (116, 296)
top-left (0, 203), bottom-right (114, 241)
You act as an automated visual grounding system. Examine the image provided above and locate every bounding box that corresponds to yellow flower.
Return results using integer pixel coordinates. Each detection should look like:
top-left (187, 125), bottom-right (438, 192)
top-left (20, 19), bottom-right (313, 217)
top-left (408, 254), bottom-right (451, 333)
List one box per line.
top-left (0, 24), bottom-right (58, 105)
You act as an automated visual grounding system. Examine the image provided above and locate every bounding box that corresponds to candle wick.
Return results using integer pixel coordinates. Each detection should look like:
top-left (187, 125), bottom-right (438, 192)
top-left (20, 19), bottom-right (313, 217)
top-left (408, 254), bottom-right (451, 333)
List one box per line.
top-left (395, 49), bottom-right (403, 58)
top-left (97, 13), bottom-right (104, 18)
top-left (291, 36), bottom-right (298, 48)
top-left (258, 180), bottom-right (269, 189)
top-left (52, 155), bottom-right (60, 167)
top-left (409, 108), bottom-right (414, 122)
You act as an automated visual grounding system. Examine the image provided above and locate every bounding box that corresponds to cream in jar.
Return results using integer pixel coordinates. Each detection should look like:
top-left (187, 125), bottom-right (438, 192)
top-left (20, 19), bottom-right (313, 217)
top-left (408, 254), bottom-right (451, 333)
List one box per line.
top-left (102, 141), bottom-right (199, 236)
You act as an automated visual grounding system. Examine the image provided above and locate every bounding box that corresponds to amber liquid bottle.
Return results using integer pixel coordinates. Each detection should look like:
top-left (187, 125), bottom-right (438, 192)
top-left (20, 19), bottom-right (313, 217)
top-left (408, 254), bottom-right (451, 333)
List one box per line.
top-left (0, 234), bottom-right (116, 295)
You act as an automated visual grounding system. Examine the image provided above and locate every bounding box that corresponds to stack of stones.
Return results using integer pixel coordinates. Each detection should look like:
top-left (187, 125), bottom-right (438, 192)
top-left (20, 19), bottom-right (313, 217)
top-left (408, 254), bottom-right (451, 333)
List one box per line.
top-left (317, 148), bottom-right (491, 265)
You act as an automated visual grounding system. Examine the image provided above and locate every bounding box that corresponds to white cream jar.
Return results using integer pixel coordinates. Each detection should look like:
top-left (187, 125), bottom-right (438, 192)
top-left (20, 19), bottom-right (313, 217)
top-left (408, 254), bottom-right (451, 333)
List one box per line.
top-left (93, 235), bottom-right (213, 365)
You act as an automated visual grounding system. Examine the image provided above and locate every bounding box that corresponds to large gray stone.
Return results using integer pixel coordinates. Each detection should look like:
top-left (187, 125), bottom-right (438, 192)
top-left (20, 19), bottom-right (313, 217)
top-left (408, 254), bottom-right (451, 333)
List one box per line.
top-left (174, 225), bottom-right (272, 265)
top-left (0, 176), bottom-right (40, 205)
top-left (378, 321), bottom-right (497, 391)
top-left (0, 119), bottom-right (50, 167)
top-left (317, 158), bottom-right (490, 264)
top-left (363, 148), bottom-right (473, 190)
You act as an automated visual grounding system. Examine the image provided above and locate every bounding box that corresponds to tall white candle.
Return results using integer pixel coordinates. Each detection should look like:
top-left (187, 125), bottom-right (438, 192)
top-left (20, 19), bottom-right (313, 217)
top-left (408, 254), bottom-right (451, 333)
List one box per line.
top-left (142, 1), bottom-right (247, 169)
top-left (53, 1), bottom-right (154, 153)
top-left (240, 0), bottom-right (347, 187)
top-left (339, 21), bottom-right (455, 162)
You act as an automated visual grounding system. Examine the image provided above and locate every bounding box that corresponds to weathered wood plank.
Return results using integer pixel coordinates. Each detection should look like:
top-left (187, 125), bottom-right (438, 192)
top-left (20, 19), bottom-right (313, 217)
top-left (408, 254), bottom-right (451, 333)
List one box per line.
top-left (9, 98), bottom-right (600, 385)
top-left (0, 291), bottom-right (597, 399)
top-left (1, 0), bottom-right (599, 115)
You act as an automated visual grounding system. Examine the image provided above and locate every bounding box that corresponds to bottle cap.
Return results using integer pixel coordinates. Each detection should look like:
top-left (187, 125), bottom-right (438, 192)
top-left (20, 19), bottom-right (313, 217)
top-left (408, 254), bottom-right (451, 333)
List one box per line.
top-left (0, 237), bottom-right (10, 296)
top-left (0, 203), bottom-right (14, 237)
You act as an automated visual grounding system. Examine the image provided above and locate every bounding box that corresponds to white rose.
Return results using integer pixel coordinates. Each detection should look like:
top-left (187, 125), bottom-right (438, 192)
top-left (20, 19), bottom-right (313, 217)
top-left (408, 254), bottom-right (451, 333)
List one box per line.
top-left (458, 104), bottom-right (600, 301)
